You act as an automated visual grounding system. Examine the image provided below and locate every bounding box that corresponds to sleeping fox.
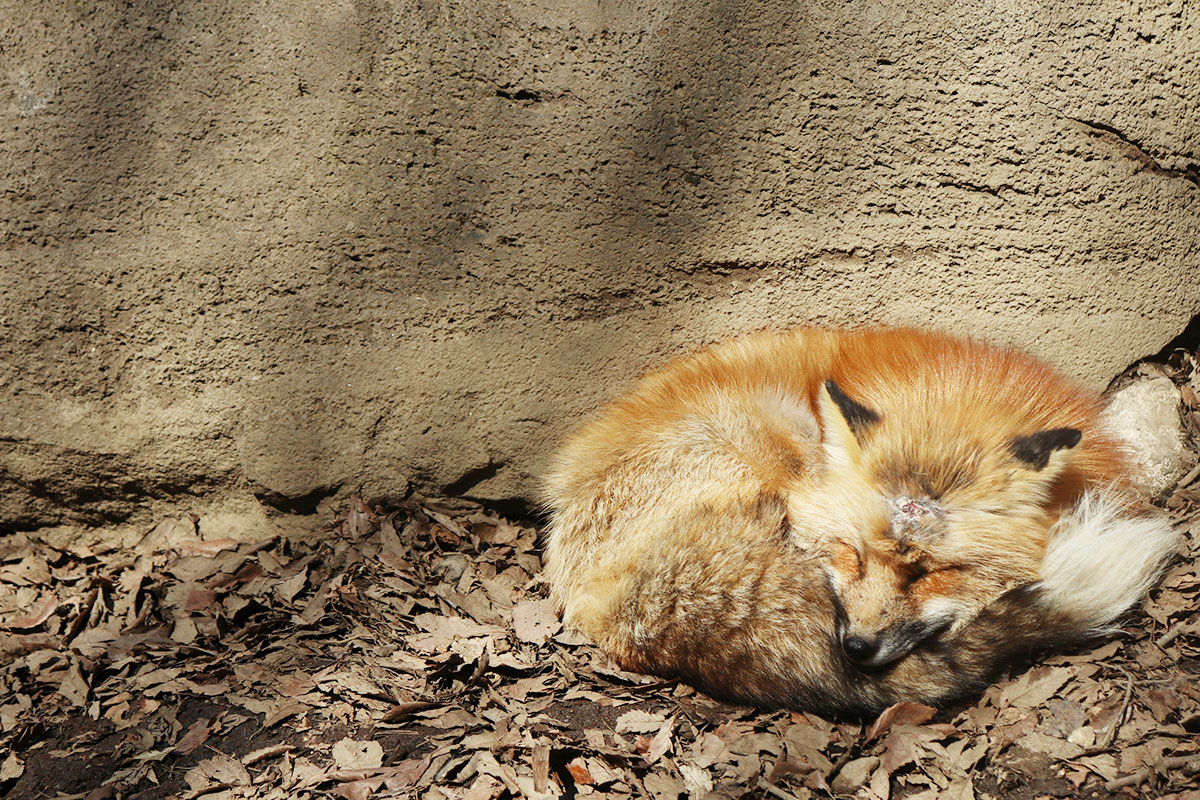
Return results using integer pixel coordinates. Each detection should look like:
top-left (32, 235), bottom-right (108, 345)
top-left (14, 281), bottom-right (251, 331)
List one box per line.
top-left (542, 327), bottom-right (1178, 714)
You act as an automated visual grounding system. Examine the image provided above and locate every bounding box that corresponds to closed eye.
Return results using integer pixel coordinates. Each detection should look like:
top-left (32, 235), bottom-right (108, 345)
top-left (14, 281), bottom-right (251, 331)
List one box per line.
top-left (829, 542), bottom-right (862, 581)
top-left (907, 564), bottom-right (966, 589)
top-left (902, 564), bottom-right (928, 589)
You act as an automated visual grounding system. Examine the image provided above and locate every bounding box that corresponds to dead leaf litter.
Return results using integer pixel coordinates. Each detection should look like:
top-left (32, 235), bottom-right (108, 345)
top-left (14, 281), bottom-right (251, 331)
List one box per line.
top-left (1, 495), bottom-right (1197, 800)
top-left (2, 349), bottom-right (1200, 799)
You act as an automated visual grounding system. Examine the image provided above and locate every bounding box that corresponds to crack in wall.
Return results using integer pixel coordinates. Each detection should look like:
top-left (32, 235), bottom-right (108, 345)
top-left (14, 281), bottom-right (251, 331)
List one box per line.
top-left (936, 179), bottom-right (1030, 200)
top-left (1069, 117), bottom-right (1200, 188)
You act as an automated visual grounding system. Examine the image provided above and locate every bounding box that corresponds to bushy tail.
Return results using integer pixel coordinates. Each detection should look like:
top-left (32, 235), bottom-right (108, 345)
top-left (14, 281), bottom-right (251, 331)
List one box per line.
top-left (942, 493), bottom-right (1178, 701)
top-left (1036, 490), bottom-right (1180, 632)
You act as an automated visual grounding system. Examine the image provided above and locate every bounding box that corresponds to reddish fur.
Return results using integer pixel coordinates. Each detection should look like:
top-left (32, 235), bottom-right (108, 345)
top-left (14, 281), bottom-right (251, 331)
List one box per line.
top-left (912, 568), bottom-right (966, 603)
top-left (542, 327), bottom-right (1148, 713)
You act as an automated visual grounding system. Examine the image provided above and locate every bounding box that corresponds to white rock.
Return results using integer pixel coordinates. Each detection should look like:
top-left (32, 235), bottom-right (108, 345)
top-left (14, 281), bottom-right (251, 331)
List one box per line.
top-left (1102, 376), bottom-right (1188, 496)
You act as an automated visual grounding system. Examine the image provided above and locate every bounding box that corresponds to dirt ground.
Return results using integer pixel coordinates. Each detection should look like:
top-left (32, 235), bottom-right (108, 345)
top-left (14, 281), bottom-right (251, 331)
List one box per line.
top-left (2, 353), bottom-right (1200, 800)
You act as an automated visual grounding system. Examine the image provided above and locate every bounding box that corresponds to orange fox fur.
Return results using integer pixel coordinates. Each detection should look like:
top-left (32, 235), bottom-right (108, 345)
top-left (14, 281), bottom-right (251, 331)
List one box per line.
top-left (542, 328), bottom-right (1178, 714)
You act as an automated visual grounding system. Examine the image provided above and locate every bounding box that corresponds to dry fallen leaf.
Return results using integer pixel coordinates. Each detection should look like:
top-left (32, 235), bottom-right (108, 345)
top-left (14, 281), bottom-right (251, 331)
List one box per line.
top-left (615, 709), bottom-right (667, 735)
top-left (565, 757), bottom-right (593, 786)
top-left (58, 660), bottom-right (90, 707)
top-left (1, 753), bottom-right (24, 781)
top-left (333, 739), bottom-right (384, 771)
top-left (511, 598), bottom-right (561, 645)
top-left (639, 715), bottom-right (675, 765)
top-left (831, 756), bottom-right (879, 793)
top-left (177, 538), bottom-right (243, 558)
top-left (866, 701), bottom-right (937, 740)
top-left (175, 718), bottom-right (212, 755)
top-left (184, 754), bottom-right (252, 793)
top-left (5, 592), bottom-right (58, 630)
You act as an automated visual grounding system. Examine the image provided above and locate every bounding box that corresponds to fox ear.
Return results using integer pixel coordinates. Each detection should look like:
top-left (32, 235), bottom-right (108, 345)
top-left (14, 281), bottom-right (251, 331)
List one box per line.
top-left (1009, 427), bottom-right (1081, 472)
top-left (819, 379), bottom-right (881, 468)
top-left (824, 380), bottom-right (880, 435)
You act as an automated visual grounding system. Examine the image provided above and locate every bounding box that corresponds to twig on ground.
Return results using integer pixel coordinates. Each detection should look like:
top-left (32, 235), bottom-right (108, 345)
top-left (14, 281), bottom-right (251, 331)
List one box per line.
top-left (1104, 753), bottom-right (1200, 791)
top-left (1096, 666), bottom-right (1134, 752)
top-left (824, 748), bottom-right (856, 786)
top-left (1177, 461), bottom-right (1200, 490)
top-left (1156, 619), bottom-right (1195, 649)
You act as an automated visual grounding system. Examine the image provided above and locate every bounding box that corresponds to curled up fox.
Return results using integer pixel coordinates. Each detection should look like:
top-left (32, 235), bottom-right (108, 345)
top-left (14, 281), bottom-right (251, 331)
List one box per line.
top-left (542, 328), bottom-right (1179, 715)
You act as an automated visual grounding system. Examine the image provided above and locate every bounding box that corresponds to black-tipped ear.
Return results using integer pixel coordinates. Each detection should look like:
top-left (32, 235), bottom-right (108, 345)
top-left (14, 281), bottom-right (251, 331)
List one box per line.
top-left (1009, 427), bottom-right (1081, 470)
top-left (824, 379), bottom-right (880, 436)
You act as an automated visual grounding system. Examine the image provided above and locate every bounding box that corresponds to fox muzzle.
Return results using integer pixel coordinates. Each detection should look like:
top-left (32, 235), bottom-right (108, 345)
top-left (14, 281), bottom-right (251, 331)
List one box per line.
top-left (840, 616), bottom-right (953, 669)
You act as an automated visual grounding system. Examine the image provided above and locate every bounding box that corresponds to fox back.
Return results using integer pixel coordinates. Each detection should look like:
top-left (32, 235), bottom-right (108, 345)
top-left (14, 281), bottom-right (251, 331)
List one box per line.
top-left (542, 328), bottom-right (1177, 714)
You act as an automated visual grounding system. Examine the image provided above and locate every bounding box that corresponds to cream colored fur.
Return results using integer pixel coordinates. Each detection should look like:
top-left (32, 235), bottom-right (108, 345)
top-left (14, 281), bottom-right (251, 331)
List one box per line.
top-left (1039, 490), bottom-right (1179, 631)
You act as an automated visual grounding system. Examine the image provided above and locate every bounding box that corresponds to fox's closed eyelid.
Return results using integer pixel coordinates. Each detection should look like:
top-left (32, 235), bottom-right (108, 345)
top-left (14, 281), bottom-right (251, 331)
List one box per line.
top-left (923, 564), bottom-right (969, 580)
top-left (832, 542), bottom-right (863, 578)
top-left (900, 563), bottom-right (929, 589)
top-left (910, 563), bottom-right (966, 585)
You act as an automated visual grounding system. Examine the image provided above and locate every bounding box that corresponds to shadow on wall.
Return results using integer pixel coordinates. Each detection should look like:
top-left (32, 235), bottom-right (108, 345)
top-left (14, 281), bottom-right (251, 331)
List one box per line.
top-left (1150, 313), bottom-right (1200, 362)
top-left (5, 1), bottom-right (1196, 527)
top-left (273, 1), bottom-right (813, 505)
top-left (1, 1), bottom-right (247, 527)
top-left (6, 2), bottom-right (186, 404)
top-left (527, 2), bottom-right (823, 439)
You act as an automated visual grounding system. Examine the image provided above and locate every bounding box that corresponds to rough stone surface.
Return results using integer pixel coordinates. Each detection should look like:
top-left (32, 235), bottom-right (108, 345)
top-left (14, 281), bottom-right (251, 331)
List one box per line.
top-left (1103, 376), bottom-right (1188, 497)
top-left (1, 1), bottom-right (1198, 529)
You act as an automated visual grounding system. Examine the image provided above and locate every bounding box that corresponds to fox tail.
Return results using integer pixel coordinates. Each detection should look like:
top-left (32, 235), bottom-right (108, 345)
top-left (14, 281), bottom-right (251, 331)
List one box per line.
top-left (1036, 490), bottom-right (1180, 633)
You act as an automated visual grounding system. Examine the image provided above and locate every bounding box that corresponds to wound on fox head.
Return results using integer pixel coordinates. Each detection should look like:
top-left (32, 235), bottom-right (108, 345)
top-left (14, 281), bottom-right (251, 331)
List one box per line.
top-left (825, 379), bottom-right (880, 435)
top-left (888, 495), bottom-right (945, 540)
top-left (1009, 427), bottom-right (1082, 470)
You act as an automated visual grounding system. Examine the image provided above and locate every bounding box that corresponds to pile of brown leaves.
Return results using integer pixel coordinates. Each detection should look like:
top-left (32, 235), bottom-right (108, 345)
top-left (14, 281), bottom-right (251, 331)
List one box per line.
top-left (1159, 347), bottom-right (1200, 513)
top-left (2, 347), bottom-right (1200, 799)
top-left (2, 489), bottom-right (1199, 800)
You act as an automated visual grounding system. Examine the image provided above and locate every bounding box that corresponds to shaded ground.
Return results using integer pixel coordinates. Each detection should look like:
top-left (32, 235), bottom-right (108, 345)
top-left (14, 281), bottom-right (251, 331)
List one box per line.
top-left (3, 498), bottom-right (1200, 800)
top-left (2, 354), bottom-right (1200, 800)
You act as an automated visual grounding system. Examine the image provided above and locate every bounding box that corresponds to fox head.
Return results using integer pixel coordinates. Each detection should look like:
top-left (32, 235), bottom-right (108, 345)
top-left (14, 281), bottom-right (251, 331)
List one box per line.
top-left (793, 378), bottom-right (1085, 671)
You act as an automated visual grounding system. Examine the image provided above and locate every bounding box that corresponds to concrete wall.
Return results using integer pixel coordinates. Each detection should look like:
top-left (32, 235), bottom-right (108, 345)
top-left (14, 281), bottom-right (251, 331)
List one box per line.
top-left (1, 0), bottom-right (1197, 532)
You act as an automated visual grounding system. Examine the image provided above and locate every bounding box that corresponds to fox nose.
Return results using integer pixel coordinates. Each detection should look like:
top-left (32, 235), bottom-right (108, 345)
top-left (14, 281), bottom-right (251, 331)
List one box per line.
top-left (842, 634), bottom-right (878, 663)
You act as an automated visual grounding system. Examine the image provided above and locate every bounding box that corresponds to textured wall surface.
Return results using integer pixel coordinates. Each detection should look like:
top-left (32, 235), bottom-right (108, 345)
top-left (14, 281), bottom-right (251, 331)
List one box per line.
top-left (1, 0), bottom-right (1198, 531)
